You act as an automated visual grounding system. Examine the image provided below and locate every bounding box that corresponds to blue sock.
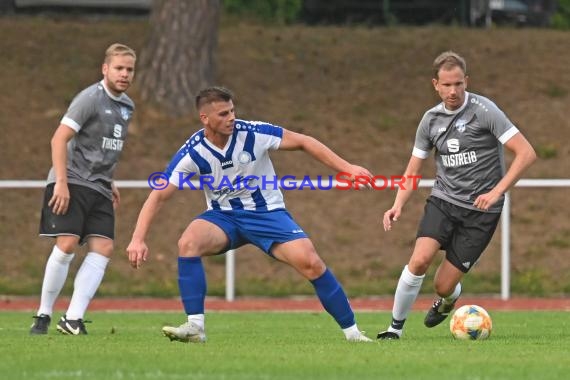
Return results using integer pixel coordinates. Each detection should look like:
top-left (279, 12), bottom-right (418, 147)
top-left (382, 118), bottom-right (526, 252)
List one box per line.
top-left (310, 268), bottom-right (355, 329)
top-left (178, 257), bottom-right (206, 315)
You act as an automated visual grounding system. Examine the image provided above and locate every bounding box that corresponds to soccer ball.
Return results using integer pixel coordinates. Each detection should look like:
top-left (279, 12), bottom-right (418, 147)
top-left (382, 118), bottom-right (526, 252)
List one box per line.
top-left (449, 304), bottom-right (492, 340)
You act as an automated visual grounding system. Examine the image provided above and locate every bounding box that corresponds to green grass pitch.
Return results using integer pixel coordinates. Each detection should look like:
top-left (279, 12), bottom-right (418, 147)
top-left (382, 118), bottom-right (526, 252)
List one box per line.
top-left (1, 311), bottom-right (568, 379)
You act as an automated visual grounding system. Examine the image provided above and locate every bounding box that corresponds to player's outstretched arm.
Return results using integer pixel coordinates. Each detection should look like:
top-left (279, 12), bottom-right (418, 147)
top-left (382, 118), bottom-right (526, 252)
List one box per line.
top-left (126, 181), bottom-right (177, 268)
top-left (278, 129), bottom-right (372, 179)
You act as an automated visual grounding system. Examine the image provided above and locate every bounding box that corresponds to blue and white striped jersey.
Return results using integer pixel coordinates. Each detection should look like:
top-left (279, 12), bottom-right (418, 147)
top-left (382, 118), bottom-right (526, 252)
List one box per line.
top-left (165, 119), bottom-right (286, 211)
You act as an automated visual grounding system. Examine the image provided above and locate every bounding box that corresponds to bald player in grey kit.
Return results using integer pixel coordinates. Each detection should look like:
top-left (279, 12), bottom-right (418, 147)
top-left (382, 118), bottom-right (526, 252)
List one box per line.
top-left (376, 51), bottom-right (536, 340)
top-left (30, 43), bottom-right (136, 336)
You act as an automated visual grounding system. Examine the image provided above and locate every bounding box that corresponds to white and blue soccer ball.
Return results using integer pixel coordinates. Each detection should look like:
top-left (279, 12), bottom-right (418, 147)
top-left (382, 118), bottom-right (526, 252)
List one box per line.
top-left (450, 304), bottom-right (492, 340)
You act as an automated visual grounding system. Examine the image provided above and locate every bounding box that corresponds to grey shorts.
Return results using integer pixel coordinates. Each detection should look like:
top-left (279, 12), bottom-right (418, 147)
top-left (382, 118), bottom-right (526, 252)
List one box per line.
top-left (39, 183), bottom-right (114, 244)
top-left (417, 196), bottom-right (501, 273)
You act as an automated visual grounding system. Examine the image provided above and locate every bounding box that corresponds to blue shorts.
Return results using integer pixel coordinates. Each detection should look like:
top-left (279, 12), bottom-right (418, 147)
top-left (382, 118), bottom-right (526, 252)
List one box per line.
top-left (196, 209), bottom-right (308, 256)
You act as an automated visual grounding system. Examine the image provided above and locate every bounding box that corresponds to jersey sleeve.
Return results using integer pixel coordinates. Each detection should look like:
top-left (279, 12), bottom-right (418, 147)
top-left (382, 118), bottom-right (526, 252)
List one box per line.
top-left (60, 89), bottom-right (97, 132)
top-left (262, 124), bottom-right (283, 150)
top-left (412, 113), bottom-right (432, 159)
top-left (164, 144), bottom-right (200, 188)
top-left (479, 99), bottom-right (519, 144)
top-left (237, 121), bottom-right (283, 150)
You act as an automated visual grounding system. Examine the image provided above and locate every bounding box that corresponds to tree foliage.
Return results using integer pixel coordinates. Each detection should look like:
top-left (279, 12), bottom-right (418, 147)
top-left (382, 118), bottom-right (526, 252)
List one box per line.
top-left (552, 0), bottom-right (570, 29)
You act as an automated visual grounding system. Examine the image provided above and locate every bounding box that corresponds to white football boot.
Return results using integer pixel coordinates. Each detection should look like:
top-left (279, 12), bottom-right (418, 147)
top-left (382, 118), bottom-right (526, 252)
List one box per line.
top-left (162, 321), bottom-right (206, 343)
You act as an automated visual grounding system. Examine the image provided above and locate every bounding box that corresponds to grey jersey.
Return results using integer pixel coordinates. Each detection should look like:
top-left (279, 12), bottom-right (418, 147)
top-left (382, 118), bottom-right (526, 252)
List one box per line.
top-left (47, 81), bottom-right (134, 199)
top-left (413, 92), bottom-right (519, 212)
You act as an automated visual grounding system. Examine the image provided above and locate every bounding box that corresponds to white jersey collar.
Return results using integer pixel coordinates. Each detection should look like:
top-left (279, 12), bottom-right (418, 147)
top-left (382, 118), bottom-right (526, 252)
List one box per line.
top-left (202, 132), bottom-right (234, 155)
top-left (100, 80), bottom-right (125, 101)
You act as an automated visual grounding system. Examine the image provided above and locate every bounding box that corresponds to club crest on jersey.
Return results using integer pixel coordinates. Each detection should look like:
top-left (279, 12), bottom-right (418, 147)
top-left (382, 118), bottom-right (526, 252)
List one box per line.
top-left (237, 151), bottom-right (252, 165)
top-left (455, 119), bottom-right (468, 133)
top-left (120, 106), bottom-right (131, 121)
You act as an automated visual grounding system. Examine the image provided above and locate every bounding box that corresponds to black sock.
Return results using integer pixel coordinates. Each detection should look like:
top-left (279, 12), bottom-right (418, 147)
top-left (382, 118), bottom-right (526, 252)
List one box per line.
top-left (391, 318), bottom-right (406, 330)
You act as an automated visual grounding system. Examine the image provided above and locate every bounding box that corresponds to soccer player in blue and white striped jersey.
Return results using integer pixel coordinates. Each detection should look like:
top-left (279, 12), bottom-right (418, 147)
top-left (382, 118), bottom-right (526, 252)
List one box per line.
top-left (127, 86), bottom-right (374, 343)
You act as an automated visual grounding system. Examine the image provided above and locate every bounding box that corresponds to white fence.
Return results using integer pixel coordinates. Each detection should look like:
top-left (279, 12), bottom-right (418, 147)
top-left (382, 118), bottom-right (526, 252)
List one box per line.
top-left (2, 178), bottom-right (569, 301)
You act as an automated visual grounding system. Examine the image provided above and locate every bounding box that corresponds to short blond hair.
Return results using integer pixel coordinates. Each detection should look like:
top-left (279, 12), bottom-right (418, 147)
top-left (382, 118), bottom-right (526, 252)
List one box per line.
top-left (104, 43), bottom-right (136, 63)
top-left (433, 51), bottom-right (466, 79)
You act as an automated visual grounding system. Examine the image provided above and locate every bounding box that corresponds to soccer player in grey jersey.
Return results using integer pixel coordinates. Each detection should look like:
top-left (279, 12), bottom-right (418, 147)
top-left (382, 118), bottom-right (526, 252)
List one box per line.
top-left (377, 51), bottom-right (536, 340)
top-left (30, 44), bottom-right (136, 336)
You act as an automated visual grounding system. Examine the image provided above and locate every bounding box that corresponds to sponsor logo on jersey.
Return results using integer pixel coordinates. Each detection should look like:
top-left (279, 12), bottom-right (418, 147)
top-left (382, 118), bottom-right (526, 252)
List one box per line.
top-left (211, 186), bottom-right (235, 200)
top-left (221, 160), bottom-right (234, 169)
top-left (113, 124), bottom-right (122, 138)
top-left (443, 139), bottom-right (478, 167)
top-left (102, 125), bottom-right (124, 151)
top-left (446, 138), bottom-right (460, 153)
top-left (441, 151), bottom-right (478, 167)
top-left (101, 136), bottom-right (124, 151)
top-left (437, 127), bottom-right (447, 133)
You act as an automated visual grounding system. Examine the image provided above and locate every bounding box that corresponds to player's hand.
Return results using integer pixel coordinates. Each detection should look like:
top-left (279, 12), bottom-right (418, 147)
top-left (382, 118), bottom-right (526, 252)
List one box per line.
top-left (48, 182), bottom-right (70, 215)
top-left (126, 239), bottom-right (149, 269)
top-left (473, 190), bottom-right (501, 211)
top-left (345, 164), bottom-right (374, 189)
top-left (383, 207), bottom-right (401, 231)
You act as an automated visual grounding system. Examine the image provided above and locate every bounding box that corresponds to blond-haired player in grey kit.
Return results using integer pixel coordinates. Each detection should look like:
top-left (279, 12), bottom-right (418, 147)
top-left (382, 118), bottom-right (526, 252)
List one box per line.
top-left (30, 43), bottom-right (136, 335)
top-left (377, 51), bottom-right (536, 340)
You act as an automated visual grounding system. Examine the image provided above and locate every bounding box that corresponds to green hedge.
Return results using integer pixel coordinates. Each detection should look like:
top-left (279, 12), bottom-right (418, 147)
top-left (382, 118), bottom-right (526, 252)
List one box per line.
top-left (552, 0), bottom-right (570, 29)
top-left (223, 0), bottom-right (302, 24)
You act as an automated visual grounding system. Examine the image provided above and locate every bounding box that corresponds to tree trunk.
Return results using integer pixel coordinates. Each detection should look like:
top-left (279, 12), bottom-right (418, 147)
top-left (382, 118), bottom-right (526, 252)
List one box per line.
top-left (138, 0), bottom-right (221, 117)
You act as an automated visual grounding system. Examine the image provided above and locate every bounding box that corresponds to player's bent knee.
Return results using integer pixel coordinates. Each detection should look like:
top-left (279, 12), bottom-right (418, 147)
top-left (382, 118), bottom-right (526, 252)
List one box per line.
top-left (89, 239), bottom-right (114, 257)
top-left (408, 259), bottom-right (430, 276)
top-left (298, 256), bottom-right (326, 279)
top-left (177, 236), bottom-right (202, 257)
top-left (55, 243), bottom-right (76, 254)
top-left (55, 236), bottom-right (79, 253)
top-left (177, 237), bottom-right (192, 254)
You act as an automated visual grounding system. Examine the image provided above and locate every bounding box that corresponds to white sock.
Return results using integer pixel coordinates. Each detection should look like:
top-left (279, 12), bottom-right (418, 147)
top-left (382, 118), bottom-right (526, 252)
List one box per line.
top-left (443, 282), bottom-right (462, 304)
top-left (37, 245), bottom-right (75, 316)
top-left (187, 314), bottom-right (205, 329)
top-left (391, 265), bottom-right (425, 325)
top-left (66, 252), bottom-right (109, 320)
top-left (342, 324), bottom-right (360, 339)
